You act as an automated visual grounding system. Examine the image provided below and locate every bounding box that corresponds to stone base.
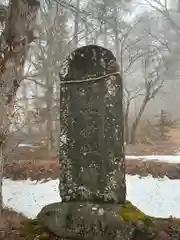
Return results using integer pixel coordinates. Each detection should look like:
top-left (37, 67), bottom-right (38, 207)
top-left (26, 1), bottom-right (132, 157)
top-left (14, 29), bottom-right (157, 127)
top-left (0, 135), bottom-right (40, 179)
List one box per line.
top-left (37, 202), bottom-right (156, 240)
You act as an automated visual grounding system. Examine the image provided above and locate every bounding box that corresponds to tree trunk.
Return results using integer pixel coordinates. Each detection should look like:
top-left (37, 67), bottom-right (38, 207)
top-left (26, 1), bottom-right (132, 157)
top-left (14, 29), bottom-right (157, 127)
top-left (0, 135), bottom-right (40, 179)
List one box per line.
top-left (124, 100), bottom-right (130, 144)
top-left (0, 0), bottom-right (40, 212)
top-left (53, 77), bottom-right (60, 152)
top-left (73, 0), bottom-right (80, 48)
top-left (103, 23), bottom-right (108, 48)
top-left (130, 98), bottom-right (148, 144)
top-left (114, 8), bottom-right (120, 61)
top-left (0, 131), bottom-right (7, 215)
top-left (23, 81), bottom-right (32, 134)
top-left (178, 0), bottom-right (180, 12)
top-left (46, 83), bottom-right (54, 151)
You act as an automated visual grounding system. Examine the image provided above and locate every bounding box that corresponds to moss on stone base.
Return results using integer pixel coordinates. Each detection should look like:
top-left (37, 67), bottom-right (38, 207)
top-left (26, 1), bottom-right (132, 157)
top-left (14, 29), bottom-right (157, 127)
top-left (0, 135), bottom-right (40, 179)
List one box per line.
top-left (19, 218), bottom-right (55, 240)
top-left (120, 201), bottom-right (154, 226)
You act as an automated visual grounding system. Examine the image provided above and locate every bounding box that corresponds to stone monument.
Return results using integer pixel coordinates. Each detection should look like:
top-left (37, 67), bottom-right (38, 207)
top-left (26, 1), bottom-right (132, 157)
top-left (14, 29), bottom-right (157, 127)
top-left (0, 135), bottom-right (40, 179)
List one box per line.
top-left (37, 45), bottom-right (154, 240)
top-left (59, 44), bottom-right (126, 204)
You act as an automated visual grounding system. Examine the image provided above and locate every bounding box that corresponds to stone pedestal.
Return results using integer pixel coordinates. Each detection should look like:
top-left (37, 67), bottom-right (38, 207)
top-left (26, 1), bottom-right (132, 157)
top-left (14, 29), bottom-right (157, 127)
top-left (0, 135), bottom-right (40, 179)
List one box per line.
top-left (37, 202), bottom-right (156, 240)
top-left (37, 202), bottom-right (134, 240)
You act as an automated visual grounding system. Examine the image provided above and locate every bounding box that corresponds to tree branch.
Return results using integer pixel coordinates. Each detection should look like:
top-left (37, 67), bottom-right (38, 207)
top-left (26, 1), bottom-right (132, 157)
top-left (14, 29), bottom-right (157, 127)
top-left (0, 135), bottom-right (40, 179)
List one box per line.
top-left (0, 0), bottom-right (40, 105)
top-left (0, 4), bottom-right (7, 26)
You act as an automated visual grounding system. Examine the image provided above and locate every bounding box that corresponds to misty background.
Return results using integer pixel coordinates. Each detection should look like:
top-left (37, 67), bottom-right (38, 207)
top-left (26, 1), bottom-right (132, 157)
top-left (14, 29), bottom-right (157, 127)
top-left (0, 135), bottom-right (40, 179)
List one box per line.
top-left (2, 0), bottom-right (180, 152)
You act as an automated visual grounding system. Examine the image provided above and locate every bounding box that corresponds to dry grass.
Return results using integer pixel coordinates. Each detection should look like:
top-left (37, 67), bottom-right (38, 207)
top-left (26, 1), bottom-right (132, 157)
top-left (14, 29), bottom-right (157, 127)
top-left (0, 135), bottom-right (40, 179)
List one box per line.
top-left (3, 127), bottom-right (180, 181)
top-left (4, 159), bottom-right (60, 181)
top-left (125, 126), bottom-right (180, 155)
top-left (2, 157), bottom-right (180, 181)
top-left (0, 209), bottom-right (60, 240)
top-left (126, 159), bottom-right (180, 179)
top-left (0, 209), bottom-right (26, 240)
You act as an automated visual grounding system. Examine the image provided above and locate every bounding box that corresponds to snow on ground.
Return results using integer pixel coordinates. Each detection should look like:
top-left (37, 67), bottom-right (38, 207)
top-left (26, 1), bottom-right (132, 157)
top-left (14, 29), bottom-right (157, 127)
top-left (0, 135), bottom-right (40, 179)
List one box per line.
top-left (3, 175), bottom-right (180, 219)
top-left (3, 179), bottom-right (61, 218)
top-left (18, 143), bottom-right (39, 148)
top-left (126, 155), bottom-right (180, 163)
top-left (126, 175), bottom-right (180, 218)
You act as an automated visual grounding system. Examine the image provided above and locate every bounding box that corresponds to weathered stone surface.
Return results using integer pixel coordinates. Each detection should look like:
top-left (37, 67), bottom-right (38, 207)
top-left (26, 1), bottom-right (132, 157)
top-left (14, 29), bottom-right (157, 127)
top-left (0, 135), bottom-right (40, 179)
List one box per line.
top-left (59, 45), bottom-right (125, 203)
top-left (37, 45), bottom-right (128, 239)
top-left (37, 202), bottom-right (135, 240)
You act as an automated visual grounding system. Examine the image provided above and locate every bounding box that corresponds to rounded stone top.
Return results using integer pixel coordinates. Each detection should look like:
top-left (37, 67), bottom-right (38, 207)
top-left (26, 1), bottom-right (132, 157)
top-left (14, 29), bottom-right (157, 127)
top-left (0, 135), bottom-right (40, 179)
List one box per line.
top-left (60, 45), bottom-right (117, 82)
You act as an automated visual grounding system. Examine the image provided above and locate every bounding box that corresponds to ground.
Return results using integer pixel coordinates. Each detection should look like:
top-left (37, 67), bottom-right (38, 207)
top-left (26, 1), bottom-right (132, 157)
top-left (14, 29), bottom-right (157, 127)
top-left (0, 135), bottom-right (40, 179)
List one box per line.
top-left (2, 128), bottom-right (180, 238)
top-left (0, 209), bottom-right (59, 240)
top-left (0, 209), bottom-right (26, 240)
top-left (3, 157), bottom-right (180, 180)
top-left (125, 128), bottom-right (180, 155)
top-left (1, 203), bottom-right (180, 239)
top-left (5, 128), bottom-right (180, 180)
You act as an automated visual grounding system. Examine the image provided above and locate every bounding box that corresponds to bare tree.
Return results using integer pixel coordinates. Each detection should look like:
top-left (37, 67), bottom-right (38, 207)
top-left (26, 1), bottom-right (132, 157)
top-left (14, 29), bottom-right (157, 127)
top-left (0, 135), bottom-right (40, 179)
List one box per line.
top-left (178, 0), bottom-right (180, 12)
top-left (0, 0), bottom-right (40, 212)
top-left (130, 56), bottom-right (166, 144)
top-left (144, 0), bottom-right (180, 36)
top-left (73, 0), bottom-right (80, 48)
top-left (124, 86), bottom-right (143, 143)
top-left (116, 11), bottom-right (172, 144)
top-left (24, 1), bottom-right (69, 151)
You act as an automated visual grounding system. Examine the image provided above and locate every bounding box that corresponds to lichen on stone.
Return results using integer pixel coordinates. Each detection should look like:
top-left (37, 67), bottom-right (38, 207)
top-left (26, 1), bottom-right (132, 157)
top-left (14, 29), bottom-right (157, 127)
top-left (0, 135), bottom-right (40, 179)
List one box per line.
top-left (59, 44), bottom-right (125, 204)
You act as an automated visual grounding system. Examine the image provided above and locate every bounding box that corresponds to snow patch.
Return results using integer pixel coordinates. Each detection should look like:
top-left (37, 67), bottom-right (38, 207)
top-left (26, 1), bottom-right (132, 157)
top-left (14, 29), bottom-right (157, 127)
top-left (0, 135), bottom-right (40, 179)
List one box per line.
top-left (3, 178), bottom-right (61, 218)
top-left (3, 175), bottom-right (180, 219)
top-left (126, 155), bottom-right (180, 163)
top-left (126, 175), bottom-right (180, 218)
top-left (18, 143), bottom-right (39, 148)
